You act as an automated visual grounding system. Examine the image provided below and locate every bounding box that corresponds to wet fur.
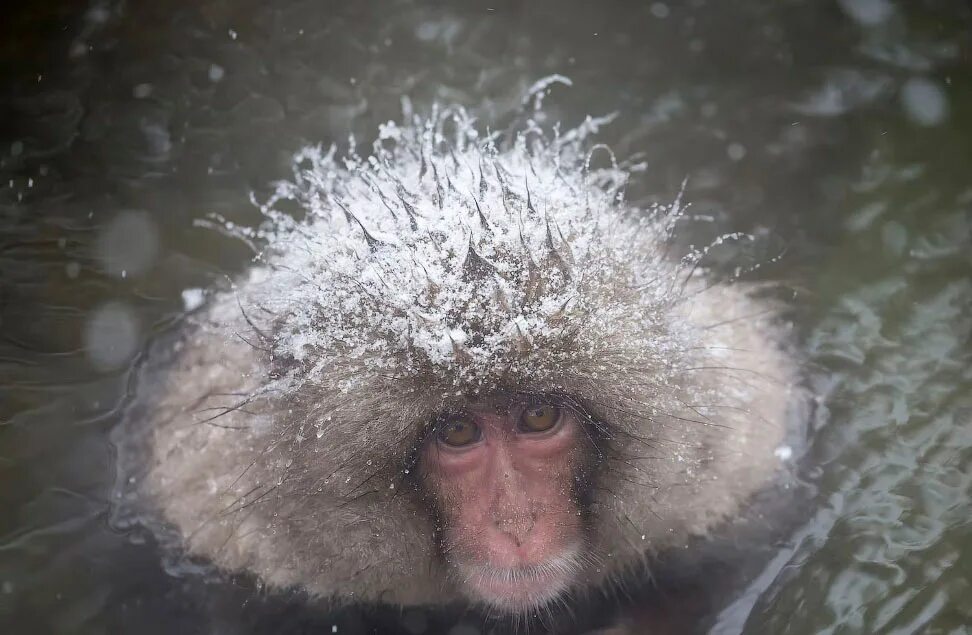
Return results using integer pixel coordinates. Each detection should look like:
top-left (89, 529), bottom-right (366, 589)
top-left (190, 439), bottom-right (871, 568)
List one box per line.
top-left (115, 106), bottom-right (804, 628)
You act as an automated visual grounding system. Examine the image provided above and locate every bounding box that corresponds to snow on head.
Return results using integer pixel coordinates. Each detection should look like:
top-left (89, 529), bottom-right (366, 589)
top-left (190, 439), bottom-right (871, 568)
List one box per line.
top-left (251, 105), bottom-right (694, 395)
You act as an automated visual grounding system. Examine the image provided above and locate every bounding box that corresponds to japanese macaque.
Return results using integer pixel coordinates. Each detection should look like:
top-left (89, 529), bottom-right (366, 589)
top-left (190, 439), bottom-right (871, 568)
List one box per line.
top-left (117, 104), bottom-right (804, 633)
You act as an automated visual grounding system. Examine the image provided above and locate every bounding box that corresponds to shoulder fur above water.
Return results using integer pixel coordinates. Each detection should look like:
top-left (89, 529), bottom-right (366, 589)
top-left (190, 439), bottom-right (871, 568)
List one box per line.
top-left (129, 107), bottom-right (802, 604)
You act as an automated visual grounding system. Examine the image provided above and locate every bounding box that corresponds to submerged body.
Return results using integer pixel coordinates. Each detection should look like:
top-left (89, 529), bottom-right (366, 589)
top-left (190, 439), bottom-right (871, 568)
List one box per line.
top-left (120, 107), bottom-right (804, 631)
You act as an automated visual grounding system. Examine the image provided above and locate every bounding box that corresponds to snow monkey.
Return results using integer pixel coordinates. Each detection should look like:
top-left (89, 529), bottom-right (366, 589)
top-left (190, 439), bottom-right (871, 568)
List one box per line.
top-left (118, 103), bottom-right (804, 633)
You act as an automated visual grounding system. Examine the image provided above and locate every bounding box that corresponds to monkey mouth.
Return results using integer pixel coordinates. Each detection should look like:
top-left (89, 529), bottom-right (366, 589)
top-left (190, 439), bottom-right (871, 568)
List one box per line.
top-left (457, 547), bottom-right (582, 613)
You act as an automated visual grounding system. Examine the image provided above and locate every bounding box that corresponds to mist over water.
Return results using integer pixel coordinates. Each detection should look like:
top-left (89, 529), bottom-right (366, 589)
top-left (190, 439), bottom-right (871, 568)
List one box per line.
top-left (1, 1), bottom-right (969, 633)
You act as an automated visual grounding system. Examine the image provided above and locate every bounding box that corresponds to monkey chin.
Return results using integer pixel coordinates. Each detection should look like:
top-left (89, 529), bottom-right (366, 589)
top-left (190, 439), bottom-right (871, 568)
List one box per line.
top-left (455, 544), bottom-right (583, 615)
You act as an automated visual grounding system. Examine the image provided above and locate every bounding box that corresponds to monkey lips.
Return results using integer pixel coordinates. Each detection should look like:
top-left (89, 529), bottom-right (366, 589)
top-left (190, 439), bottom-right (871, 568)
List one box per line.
top-left (454, 548), bottom-right (583, 612)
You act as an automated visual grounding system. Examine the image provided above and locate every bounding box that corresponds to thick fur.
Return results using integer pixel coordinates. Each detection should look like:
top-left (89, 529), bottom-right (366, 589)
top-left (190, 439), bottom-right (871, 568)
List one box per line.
top-left (119, 105), bottom-right (802, 611)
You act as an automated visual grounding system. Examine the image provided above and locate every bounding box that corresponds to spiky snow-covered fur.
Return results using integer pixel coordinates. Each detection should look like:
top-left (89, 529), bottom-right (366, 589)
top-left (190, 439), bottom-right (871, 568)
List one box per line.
top-left (120, 105), bottom-right (801, 611)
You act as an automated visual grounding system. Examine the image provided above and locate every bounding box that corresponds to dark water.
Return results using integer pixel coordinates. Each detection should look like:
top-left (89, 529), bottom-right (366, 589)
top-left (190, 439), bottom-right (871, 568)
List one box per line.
top-left (1, 1), bottom-right (969, 633)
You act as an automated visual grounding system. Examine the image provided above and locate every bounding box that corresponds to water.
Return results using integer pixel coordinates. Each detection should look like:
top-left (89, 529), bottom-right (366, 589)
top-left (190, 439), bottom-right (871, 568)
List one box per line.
top-left (1, 1), bottom-right (969, 633)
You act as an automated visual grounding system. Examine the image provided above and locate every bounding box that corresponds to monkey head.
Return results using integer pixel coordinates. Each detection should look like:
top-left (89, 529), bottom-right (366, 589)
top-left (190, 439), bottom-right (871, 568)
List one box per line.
top-left (127, 106), bottom-right (802, 622)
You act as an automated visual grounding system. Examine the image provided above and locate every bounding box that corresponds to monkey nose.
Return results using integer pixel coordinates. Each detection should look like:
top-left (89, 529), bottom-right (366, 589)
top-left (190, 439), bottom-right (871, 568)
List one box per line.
top-left (495, 514), bottom-right (536, 546)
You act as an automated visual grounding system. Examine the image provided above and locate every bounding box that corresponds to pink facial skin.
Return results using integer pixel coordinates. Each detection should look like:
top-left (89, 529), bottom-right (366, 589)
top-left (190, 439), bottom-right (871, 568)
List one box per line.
top-left (420, 400), bottom-right (586, 612)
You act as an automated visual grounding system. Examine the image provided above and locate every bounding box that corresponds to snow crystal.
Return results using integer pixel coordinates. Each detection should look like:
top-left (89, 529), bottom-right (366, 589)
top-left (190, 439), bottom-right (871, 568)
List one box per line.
top-left (181, 288), bottom-right (206, 312)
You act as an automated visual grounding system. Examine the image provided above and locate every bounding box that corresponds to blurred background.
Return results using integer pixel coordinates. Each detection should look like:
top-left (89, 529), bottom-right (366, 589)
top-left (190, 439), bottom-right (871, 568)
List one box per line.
top-left (0, 1), bottom-right (969, 633)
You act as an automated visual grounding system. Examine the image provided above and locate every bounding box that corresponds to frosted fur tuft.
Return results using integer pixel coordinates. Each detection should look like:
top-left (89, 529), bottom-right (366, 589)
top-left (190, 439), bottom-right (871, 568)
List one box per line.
top-left (250, 107), bottom-right (700, 403)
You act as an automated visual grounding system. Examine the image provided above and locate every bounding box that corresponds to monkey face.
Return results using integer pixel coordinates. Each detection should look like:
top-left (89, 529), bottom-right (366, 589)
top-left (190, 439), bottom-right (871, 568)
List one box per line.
top-left (418, 397), bottom-right (587, 613)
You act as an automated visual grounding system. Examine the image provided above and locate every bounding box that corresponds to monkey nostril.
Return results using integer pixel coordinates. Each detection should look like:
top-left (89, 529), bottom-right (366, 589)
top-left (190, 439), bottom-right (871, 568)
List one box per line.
top-left (495, 515), bottom-right (535, 545)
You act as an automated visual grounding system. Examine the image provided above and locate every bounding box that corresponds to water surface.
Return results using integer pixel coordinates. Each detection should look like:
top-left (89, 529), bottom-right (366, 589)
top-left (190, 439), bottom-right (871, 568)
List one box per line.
top-left (1, 1), bottom-right (970, 633)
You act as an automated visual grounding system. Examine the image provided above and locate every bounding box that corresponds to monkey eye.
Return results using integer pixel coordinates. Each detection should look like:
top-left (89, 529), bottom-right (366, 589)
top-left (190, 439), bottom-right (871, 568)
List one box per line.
top-left (437, 418), bottom-right (482, 447)
top-left (518, 404), bottom-right (561, 433)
